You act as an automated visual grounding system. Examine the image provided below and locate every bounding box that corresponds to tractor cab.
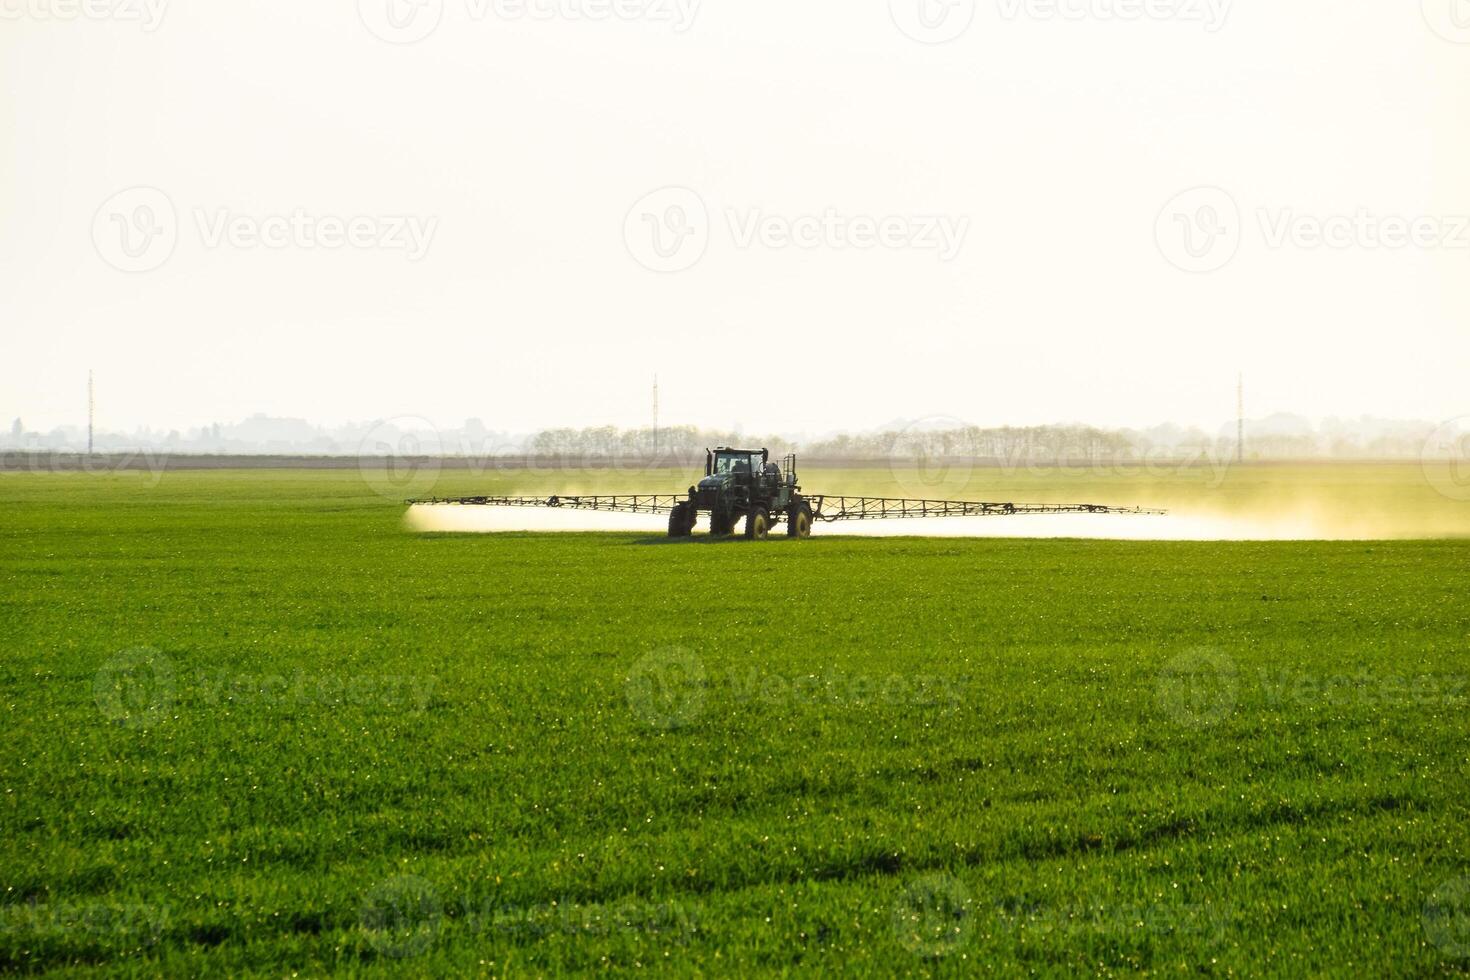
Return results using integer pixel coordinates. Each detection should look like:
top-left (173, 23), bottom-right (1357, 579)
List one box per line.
top-left (705, 448), bottom-right (788, 493)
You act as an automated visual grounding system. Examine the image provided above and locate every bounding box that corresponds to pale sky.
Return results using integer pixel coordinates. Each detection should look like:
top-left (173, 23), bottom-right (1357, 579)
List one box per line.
top-left (2, 0), bottom-right (1467, 435)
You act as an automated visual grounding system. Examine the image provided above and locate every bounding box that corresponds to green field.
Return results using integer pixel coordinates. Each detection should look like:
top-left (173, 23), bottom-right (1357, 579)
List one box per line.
top-left (2, 465), bottom-right (1468, 975)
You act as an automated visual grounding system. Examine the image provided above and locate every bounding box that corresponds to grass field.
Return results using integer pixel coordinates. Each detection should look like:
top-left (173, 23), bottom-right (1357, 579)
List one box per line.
top-left (2, 465), bottom-right (1468, 975)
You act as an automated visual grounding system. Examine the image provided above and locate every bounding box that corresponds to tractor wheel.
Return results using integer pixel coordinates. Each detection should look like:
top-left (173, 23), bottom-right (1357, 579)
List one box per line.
top-left (744, 509), bottom-right (770, 540)
top-left (667, 503), bottom-right (693, 538)
top-left (786, 501), bottom-right (813, 538)
top-left (709, 510), bottom-right (733, 537)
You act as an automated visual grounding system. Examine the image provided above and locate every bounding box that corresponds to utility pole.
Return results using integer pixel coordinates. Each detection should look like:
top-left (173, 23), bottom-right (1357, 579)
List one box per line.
top-left (652, 375), bottom-right (659, 456)
top-left (88, 370), bottom-right (95, 456)
top-left (1236, 372), bottom-right (1244, 464)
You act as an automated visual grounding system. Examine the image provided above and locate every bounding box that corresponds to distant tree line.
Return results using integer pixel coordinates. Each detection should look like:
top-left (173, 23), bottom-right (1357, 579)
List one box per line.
top-left (526, 426), bottom-right (796, 462)
top-left (525, 423), bottom-right (1177, 462)
top-left (805, 425), bottom-right (1140, 461)
top-left (521, 421), bottom-right (1456, 462)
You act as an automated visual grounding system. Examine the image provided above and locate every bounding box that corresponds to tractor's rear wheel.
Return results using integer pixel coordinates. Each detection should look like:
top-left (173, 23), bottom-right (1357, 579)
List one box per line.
top-left (744, 509), bottom-right (770, 540)
top-left (787, 501), bottom-right (813, 538)
top-left (667, 502), bottom-right (694, 538)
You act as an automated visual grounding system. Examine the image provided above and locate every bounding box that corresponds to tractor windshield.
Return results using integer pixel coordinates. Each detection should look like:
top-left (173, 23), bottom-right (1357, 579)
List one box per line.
top-left (713, 453), bottom-right (756, 476)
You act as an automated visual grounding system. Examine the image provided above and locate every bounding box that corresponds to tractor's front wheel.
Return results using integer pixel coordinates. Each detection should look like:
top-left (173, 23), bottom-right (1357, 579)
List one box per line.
top-left (710, 509), bottom-right (734, 537)
top-left (667, 502), bottom-right (694, 538)
top-left (786, 501), bottom-right (813, 538)
top-left (744, 508), bottom-right (770, 540)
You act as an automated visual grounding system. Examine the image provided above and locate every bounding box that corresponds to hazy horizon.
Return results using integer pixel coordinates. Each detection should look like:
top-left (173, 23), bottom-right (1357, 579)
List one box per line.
top-left (6, 407), bottom-right (1463, 463)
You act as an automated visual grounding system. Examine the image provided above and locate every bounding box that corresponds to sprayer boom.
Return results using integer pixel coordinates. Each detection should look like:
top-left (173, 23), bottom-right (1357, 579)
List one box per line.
top-left (410, 494), bottom-right (681, 516)
top-left (409, 494), bottom-right (1162, 521)
top-left (412, 458), bottom-right (1164, 538)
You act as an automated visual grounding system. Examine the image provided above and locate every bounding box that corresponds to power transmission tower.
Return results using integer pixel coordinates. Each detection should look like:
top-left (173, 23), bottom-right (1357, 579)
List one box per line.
top-left (88, 370), bottom-right (95, 456)
top-left (1236, 372), bottom-right (1244, 464)
top-left (652, 375), bottom-right (660, 456)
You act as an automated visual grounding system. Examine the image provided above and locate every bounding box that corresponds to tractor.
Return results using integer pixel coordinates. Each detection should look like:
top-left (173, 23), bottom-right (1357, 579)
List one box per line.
top-left (666, 448), bottom-right (813, 539)
top-left (408, 448), bottom-right (1165, 539)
